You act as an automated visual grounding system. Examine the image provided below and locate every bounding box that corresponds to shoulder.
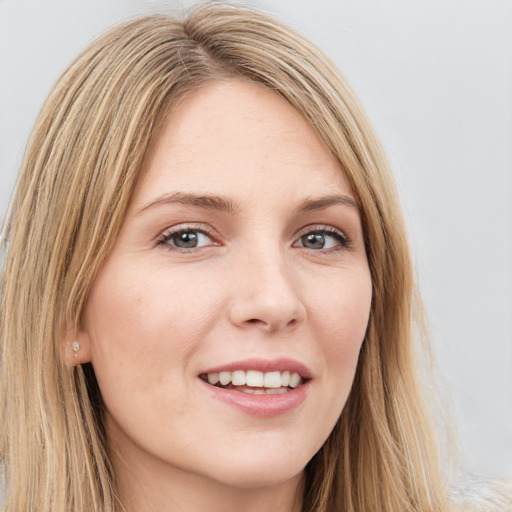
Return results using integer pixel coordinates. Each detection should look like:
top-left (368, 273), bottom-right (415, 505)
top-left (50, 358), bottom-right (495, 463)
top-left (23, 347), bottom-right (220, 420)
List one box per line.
top-left (450, 477), bottom-right (512, 512)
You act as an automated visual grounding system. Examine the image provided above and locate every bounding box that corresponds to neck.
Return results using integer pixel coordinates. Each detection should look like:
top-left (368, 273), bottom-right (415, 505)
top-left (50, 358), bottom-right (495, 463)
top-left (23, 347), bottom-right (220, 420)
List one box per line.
top-left (109, 430), bottom-right (304, 512)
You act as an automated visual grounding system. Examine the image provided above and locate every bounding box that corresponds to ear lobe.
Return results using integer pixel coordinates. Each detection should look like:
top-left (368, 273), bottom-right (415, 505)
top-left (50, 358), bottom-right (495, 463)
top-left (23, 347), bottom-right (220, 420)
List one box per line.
top-left (61, 325), bottom-right (92, 367)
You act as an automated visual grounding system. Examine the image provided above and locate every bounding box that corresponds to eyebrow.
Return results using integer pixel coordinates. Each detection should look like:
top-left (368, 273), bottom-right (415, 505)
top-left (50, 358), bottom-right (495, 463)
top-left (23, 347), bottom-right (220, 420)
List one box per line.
top-left (293, 194), bottom-right (359, 212)
top-left (136, 191), bottom-right (358, 215)
top-left (137, 192), bottom-right (240, 215)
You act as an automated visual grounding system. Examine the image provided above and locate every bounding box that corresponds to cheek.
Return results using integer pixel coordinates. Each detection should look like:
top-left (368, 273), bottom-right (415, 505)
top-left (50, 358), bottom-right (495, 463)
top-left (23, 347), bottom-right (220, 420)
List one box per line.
top-left (82, 268), bottom-right (197, 430)
top-left (315, 266), bottom-right (372, 345)
top-left (311, 266), bottom-right (372, 398)
top-left (82, 262), bottom-right (225, 387)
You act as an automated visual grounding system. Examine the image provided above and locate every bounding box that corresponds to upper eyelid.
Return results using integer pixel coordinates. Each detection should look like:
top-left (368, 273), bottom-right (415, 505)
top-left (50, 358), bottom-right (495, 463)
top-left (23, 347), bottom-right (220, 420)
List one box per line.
top-left (156, 223), bottom-right (217, 244)
top-left (294, 224), bottom-right (348, 238)
top-left (158, 223), bottom-right (214, 235)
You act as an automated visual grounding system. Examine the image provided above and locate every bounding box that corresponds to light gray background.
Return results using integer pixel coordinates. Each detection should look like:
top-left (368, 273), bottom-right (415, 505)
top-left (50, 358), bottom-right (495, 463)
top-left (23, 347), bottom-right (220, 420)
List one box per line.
top-left (1, 0), bottom-right (511, 479)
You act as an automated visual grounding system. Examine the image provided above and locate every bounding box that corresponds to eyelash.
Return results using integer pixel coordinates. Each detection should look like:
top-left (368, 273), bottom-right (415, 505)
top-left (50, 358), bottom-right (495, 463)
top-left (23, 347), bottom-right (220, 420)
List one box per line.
top-left (294, 226), bottom-right (352, 253)
top-left (156, 224), bottom-right (217, 252)
top-left (155, 224), bottom-right (351, 253)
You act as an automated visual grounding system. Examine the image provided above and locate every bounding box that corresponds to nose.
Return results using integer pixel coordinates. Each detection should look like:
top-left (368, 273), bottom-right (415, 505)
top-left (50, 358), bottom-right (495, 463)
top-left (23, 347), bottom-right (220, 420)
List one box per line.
top-left (228, 247), bottom-right (307, 333)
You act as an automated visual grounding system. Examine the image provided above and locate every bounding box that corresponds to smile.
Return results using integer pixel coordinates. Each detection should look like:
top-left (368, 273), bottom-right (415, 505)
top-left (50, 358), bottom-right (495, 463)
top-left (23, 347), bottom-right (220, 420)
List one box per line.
top-left (199, 370), bottom-right (304, 394)
top-left (198, 359), bottom-right (312, 416)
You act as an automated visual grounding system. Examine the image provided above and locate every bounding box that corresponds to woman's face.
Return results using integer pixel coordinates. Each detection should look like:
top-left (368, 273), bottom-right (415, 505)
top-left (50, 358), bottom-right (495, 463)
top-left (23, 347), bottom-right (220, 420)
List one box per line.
top-left (79, 80), bottom-right (372, 491)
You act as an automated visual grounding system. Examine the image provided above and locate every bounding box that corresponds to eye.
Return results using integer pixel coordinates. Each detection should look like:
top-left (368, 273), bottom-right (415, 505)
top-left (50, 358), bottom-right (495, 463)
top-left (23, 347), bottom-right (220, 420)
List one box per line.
top-left (294, 227), bottom-right (350, 251)
top-left (157, 227), bottom-right (214, 250)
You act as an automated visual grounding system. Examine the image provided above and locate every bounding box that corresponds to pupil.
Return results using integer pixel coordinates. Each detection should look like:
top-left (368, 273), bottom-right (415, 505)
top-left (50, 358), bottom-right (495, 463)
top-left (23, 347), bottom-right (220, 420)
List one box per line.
top-left (174, 231), bottom-right (198, 248)
top-left (303, 233), bottom-right (325, 249)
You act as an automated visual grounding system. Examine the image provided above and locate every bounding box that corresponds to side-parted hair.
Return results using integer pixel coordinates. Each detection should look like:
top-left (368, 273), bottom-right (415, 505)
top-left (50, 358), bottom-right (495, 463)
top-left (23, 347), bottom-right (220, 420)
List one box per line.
top-left (0, 4), bottom-right (447, 511)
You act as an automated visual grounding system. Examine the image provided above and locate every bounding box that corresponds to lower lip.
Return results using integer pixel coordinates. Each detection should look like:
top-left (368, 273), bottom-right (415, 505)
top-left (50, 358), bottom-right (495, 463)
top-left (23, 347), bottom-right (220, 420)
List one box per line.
top-left (200, 380), bottom-right (310, 417)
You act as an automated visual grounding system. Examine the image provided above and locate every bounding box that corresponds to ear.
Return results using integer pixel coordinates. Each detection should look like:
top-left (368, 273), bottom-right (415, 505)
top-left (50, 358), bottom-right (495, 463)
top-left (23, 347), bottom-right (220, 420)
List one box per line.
top-left (61, 324), bottom-right (93, 367)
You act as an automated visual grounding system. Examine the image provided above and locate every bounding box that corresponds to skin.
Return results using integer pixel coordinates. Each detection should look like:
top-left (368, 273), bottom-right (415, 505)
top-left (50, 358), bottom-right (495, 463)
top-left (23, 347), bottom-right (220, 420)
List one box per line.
top-left (73, 80), bottom-right (372, 512)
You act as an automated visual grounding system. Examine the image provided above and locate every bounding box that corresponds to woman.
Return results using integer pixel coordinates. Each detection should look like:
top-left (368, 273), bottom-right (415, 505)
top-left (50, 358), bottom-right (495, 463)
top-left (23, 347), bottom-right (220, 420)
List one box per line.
top-left (0, 3), bottom-right (455, 511)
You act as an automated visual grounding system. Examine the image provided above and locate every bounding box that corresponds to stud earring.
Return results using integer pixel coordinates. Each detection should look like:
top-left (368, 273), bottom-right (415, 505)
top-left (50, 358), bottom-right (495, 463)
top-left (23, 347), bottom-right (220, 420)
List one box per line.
top-left (72, 341), bottom-right (80, 358)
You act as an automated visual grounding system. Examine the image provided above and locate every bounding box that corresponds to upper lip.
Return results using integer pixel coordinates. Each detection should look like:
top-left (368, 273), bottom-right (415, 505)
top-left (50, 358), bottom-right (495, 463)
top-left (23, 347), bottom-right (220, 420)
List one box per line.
top-left (199, 358), bottom-right (313, 379)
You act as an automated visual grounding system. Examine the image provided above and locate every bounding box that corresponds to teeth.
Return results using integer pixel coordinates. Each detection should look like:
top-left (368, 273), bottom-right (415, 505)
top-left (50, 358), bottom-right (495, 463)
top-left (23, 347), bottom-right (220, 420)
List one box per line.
top-left (265, 388), bottom-right (288, 395)
top-left (232, 370), bottom-right (246, 386)
top-left (203, 370), bottom-right (304, 389)
top-left (263, 371), bottom-right (282, 388)
top-left (239, 387), bottom-right (289, 395)
top-left (246, 370), bottom-right (264, 387)
top-left (289, 372), bottom-right (302, 388)
top-left (219, 371), bottom-right (231, 386)
top-left (207, 373), bottom-right (220, 385)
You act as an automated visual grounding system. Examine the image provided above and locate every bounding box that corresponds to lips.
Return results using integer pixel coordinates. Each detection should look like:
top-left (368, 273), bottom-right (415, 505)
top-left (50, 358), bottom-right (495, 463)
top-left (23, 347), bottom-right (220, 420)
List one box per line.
top-left (198, 358), bottom-right (311, 416)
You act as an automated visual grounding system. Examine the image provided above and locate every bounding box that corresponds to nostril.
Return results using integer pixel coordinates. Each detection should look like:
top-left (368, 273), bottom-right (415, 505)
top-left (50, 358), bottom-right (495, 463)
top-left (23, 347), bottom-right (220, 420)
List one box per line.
top-left (245, 317), bottom-right (298, 328)
top-left (229, 291), bottom-right (306, 331)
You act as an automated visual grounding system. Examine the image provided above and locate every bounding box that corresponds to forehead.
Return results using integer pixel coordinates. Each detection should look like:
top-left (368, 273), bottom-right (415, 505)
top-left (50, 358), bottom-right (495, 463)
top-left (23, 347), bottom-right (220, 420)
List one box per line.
top-left (134, 80), bottom-right (352, 207)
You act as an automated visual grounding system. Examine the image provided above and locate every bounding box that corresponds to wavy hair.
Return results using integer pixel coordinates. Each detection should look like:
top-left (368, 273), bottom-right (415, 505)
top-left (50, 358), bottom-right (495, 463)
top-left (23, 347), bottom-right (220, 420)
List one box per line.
top-left (0, 4), bottom-right (447, 511)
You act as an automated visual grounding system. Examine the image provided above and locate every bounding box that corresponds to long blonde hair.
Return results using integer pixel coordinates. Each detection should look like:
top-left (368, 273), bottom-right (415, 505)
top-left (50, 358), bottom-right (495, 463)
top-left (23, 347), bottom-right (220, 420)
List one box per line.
top-left (0, 4), bottom-right (447, 511)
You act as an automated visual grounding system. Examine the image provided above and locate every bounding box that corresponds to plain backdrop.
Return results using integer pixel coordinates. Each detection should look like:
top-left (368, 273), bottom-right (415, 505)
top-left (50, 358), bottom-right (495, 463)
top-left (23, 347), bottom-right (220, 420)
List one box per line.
top-left (0, 0), bottom-right (511, 479)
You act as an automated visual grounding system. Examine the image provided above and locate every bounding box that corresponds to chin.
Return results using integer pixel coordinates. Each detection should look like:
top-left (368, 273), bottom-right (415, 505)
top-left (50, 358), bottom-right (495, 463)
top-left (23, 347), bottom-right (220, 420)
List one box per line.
top-left (213, 464), bottom-right (305, 490)
top-left (201, 443), bottom-right (311, 490)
